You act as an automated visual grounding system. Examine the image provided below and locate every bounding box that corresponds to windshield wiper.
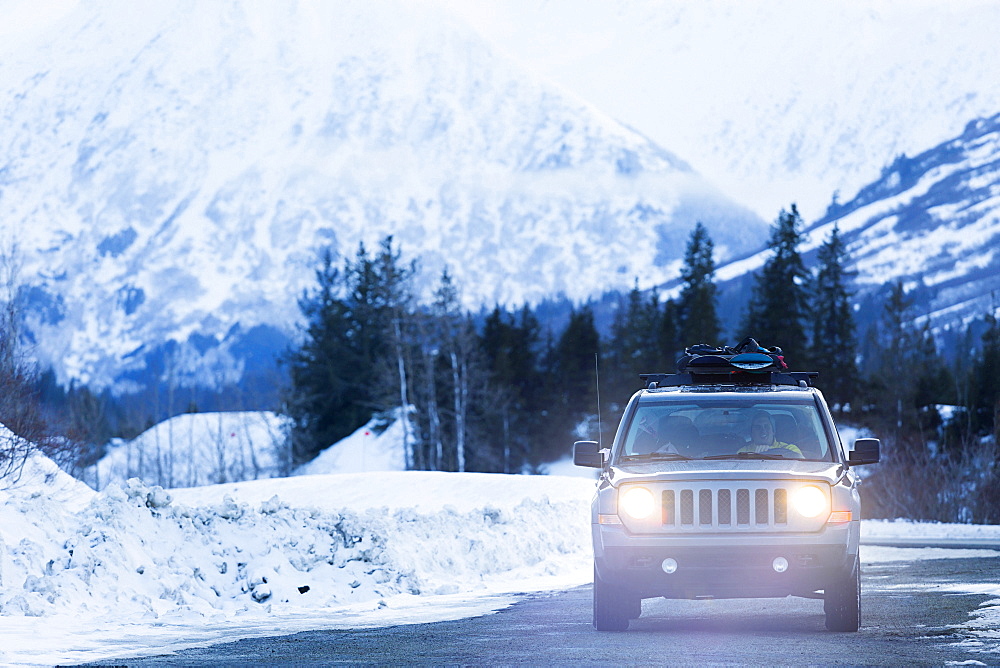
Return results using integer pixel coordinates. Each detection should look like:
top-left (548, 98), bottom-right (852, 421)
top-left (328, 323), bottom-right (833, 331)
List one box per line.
top-left (702, 452), bottom-right (787, 460)
top-left (621, 452), bottom-right (694, 461)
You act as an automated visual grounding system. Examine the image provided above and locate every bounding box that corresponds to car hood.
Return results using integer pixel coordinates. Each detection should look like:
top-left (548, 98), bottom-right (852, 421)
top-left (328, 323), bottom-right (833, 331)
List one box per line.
top-left (610, 459), bottom-right (844, 485)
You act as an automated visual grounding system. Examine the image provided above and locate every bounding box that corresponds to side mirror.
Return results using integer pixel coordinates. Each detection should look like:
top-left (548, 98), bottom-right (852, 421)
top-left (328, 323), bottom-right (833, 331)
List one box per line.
top-left (849, 438), bottom-right (880, 466)
top-left (574, 440), bottom-right (603, 468)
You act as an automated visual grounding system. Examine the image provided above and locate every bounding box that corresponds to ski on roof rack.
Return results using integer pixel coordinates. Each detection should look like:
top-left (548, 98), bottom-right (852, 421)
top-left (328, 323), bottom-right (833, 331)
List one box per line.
top-left (639, 337), bottom-right (819, 388)
top-left (677, 336), bottom-right (788, 374)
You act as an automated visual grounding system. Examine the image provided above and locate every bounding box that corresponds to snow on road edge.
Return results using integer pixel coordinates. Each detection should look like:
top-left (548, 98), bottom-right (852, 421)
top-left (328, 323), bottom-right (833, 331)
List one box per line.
top-left (3, 457), bottom-right (1000, 664)
top-left (0, 468), bottom-right (593, 665)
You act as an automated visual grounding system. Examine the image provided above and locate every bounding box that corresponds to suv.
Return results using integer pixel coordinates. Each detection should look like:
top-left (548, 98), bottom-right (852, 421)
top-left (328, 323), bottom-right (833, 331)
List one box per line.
top-left (574, 366), bottom-right (880, 632)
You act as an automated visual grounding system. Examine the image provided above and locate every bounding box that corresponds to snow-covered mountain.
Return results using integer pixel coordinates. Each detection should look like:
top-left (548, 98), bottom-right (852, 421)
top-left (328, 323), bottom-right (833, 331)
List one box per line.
top-left (811, 113), bottom-right (1000, 330)
top-left (1, 0), bottom-right (764, 391)
top-left (444, 0), bottom-right (1000, 222)
top-left (703, 113), bottom-right (1000, 335)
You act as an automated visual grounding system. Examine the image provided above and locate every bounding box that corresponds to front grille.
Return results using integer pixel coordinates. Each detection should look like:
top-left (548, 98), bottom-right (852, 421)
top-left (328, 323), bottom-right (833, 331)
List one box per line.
top-left (660, 485), bottom-right (790, 532)
top-left (718, 489), bottom-right (731, 524)
top-left (680, 489), bottom-right (693, 524)
top-left (699, 490), bottom-right (713, 525)
top-left (736, 488), bottom-right (750, 525)
top-left (755, 489), bottom-right (769, 524)
top-left (774, 488), bottom-right (788, 524)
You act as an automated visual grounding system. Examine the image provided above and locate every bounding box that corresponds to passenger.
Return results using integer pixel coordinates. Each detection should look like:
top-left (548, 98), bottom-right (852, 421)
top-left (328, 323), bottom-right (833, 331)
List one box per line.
top-left (632, 414), bottom-right (681, 455)
top-left (632, 415), bottom-right (660, 454)
top-left (740, 411), bottom-right (803, 457)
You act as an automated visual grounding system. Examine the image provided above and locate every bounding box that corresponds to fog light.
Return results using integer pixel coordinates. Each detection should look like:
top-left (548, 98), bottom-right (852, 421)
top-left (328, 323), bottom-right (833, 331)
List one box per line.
top-left (772, 557), bottom-right (789, 573)
top-left (661, 558), bottom-right (678, 574)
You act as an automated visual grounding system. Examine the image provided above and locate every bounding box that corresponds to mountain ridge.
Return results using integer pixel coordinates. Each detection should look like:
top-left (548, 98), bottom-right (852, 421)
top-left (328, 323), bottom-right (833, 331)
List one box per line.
top-left (679, 112), bottom-right (1000, 342)
top-left (441, 0), bottom-right (1000, 222)
top-left (1, 0), bottom-right (764, 391)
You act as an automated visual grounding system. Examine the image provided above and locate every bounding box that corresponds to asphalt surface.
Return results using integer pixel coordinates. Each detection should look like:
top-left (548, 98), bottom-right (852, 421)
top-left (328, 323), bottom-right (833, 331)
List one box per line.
top-left (81, 553), bottom-right (1000, 666)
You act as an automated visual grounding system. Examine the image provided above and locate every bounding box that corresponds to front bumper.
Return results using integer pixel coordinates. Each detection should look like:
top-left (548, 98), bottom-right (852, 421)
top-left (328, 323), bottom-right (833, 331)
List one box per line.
top-left (594, 520), bottom-right (859, 599)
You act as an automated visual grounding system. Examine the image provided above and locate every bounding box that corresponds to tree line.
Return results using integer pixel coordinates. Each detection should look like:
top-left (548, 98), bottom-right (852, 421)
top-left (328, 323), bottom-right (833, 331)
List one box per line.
top-left (285, 207), bottom-right (1000, 522)
top-left (2, 208), bottom-right (998, 523)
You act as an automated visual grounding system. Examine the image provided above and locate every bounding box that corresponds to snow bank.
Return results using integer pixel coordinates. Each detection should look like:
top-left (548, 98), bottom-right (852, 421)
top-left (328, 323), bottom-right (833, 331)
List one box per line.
top-left (0, 465), bottom-right (595, 665)
top-left (0, 447), bottom-right (96, 512)
top-left (85, 411), bottom-right (291, 490)
top-left (864, 519), bottom-right (1000, 542)
top-left (86, 408), bottom-right (591, 492)
top-left (171, 469), bottom-right (597, 514)
top-left (1, 476), bottom-right (591, 618)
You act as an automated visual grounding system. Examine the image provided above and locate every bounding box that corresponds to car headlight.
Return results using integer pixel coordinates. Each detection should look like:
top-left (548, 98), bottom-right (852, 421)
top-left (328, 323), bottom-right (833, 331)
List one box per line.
top-left (620, 486), bottom-right (656, 520)
top-left (791, 485), bottom-right (829, 518)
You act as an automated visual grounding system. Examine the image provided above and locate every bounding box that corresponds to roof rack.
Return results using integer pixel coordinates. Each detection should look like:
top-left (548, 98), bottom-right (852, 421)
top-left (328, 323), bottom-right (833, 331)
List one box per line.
top-left (640, 371), bottom-right (819, 389)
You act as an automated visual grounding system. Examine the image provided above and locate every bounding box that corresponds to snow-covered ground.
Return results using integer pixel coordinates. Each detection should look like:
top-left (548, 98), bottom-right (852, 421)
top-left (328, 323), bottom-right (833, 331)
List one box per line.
top-left (293, 413), bottom-right (408, 476)
top-left (86, 408), bottom-right (425, 489)
top-left (1, 417), bottom-right (999, 665)
top-left (1, 454), bottom-right (596, 666)
top-left (85, 411), bottom-right (292, 490)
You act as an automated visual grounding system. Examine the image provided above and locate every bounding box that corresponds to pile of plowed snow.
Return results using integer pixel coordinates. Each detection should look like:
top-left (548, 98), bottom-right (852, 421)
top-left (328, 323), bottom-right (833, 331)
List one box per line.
top-left (1, 452), bottom-right (594, 664)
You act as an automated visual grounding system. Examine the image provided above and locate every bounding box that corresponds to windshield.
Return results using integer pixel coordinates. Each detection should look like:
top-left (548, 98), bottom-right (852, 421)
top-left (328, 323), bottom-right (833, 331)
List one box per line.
top-left (619, 394), bottom-right (835, 462)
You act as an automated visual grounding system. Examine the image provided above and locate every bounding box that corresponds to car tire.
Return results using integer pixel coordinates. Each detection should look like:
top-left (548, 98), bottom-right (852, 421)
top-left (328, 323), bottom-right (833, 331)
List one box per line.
top-left (627, 595), bottom-right (642, 620)
top-left (593, 564), bottom-right (634, 631)
top-left (824, 554), bottom-right (860, 632)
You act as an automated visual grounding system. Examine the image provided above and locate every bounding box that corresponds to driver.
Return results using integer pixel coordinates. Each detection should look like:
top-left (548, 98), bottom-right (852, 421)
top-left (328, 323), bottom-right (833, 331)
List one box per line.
top-left (739, 411), bottom-right (803, 457)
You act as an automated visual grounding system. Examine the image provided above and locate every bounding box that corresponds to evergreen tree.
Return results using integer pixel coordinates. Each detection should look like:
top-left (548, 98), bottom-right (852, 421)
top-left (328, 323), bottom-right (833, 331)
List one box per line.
top-left (541, 305), bottom-right (600, 463)
top-left (968, 311), bottom-right (1000, 440)
top-left (678, 222), bottom-right (721, 347)
top-left (810, 225), bottom-right (859, 407)
top-left (860, 280), bottom-right (958, 460)
top-left (659, 298), bottom-right (680, 370)
top-left (479, 305), bottom-right (544, 471)
top-left (606, 282), bottom-right (664, 410)
top-left (869, 281), bottom-right (913, 432)
top-left (367, 236), bottom-right (418, 468)
top-left (286, 236), bottom-right (417, 466)
top-left (911, 321), bottom-right (954, 444)
top-left (350, 237), bottom-right (417, 406)
top-left (742, 205), bottom-right (811, 366)
top-left (286, 248), bottom-right (364, 464)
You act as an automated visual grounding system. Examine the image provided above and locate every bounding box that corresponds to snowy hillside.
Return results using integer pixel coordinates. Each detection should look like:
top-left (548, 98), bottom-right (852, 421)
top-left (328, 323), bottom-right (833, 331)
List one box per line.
top-left (444, 0), bottom-right (1000, 222)
top-left (294, 413), bottom-right (408, 477)
top-left (84, 408), bottom-right (592, 491)
top-left (701, 113), bottom-right (1000, 333)
top-left (0, 0), bottom-right (764, 392)
top-left (809, 114), bottom-right (1000, 328)
top-left (83, 407), bottom-right (421, 492)
top-left (83, 411), bottom-right (291, 490)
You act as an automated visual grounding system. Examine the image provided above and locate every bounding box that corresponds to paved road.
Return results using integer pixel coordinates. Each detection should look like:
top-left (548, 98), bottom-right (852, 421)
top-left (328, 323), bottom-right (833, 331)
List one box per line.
top-left (91, 555), bottom-right (998, 666)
